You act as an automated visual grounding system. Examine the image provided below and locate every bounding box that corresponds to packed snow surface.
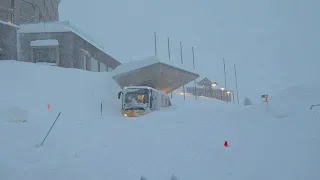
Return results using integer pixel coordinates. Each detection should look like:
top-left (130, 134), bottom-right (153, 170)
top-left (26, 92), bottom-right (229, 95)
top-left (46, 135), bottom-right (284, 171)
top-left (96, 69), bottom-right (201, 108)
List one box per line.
top-left (0, 60), bottom-right (319, 180)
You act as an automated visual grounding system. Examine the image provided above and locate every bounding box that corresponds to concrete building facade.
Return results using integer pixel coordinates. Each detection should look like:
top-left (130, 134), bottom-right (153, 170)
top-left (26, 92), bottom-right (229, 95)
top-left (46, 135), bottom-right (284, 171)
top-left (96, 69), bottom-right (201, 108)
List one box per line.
top-left (0, 22), bottom-right (18, 59)
top-left (0, 0), bottom-right (60, 25)
top-left (17, 21), bottom-right (121, 71)
top-left (0, 0), bottom-right (61, 60)
top-left (0, 0), bottom-right (121, 72)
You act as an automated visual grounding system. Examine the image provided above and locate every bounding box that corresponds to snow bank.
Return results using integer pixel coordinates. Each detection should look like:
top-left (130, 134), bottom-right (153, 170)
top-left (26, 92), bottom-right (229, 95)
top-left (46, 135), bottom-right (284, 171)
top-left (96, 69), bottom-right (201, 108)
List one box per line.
top-left (0, 106), bottom-right (28, 123)
top-left (271, 84), bottom-right (320, 110)
top-left (0, 60), bottom-right (319, 180)
top-left (34, 62), bottom-right (58, 66)
top-left (241, 83), bottom-right (320, 118)
top-left (0, 60), bottom-right (121, 119)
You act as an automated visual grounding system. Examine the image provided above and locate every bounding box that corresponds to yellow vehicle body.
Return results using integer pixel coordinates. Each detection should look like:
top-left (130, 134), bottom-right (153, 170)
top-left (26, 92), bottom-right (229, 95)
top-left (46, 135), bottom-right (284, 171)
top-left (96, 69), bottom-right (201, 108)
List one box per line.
top-left (118, 86), bottom-right (171, 118)
top-left (121, 109), bottom-right (149, 117)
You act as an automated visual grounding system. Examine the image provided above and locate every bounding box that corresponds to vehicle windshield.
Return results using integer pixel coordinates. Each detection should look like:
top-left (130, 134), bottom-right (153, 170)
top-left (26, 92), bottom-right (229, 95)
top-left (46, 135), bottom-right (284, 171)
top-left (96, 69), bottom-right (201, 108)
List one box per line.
top-left (123, 88), bottom-right (150, 110)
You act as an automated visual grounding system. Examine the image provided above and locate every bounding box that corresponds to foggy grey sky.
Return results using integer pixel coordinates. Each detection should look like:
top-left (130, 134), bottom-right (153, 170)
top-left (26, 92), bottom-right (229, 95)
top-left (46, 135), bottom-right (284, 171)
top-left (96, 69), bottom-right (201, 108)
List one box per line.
top-left (59, 0), bottom-right (319, 101)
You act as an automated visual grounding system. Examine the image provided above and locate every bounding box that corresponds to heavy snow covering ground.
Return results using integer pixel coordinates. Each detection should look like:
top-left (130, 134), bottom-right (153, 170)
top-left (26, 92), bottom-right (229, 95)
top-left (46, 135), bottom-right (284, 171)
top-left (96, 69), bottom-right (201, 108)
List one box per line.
top-left (0, 60), bottom-right (319, 180)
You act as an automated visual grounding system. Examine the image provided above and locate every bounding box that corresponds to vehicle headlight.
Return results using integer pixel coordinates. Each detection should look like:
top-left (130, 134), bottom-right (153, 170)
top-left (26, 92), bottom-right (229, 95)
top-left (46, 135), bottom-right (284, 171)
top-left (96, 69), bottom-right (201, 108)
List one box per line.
top-left (124, 113), bottom-right (128, 117)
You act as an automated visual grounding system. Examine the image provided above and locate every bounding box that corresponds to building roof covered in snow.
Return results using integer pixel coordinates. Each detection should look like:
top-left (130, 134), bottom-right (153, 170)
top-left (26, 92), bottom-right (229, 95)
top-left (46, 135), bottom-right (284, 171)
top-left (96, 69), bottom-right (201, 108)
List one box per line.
top-left (30, 39), bottom-right (59, 47)
top-left (112, 56), bottom-right (200, 93)
top-left (197, 77), bottom-right (213, 87)
top-left (18, 21), bottom-right (121, 69)
top-left (19, 21), bottom-right (105, 52)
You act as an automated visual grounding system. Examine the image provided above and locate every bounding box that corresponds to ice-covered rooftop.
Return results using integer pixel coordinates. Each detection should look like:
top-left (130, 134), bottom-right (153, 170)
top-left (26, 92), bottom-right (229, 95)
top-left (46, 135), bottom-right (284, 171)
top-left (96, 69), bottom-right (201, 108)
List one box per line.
top-left (112, 56), bottom-right (199, 93)
top-left (18, 21), bottom-right (105, 52)
top-left (30, 39), bottom-right (59, 47)
top-left (112, 56), bottom-right (198, 77)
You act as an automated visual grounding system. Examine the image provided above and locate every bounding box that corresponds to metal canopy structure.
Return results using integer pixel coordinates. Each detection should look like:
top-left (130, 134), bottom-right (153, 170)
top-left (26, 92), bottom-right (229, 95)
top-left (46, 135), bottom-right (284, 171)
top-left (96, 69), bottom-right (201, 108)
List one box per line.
top-left (112, 56), bottom-right (199, 93)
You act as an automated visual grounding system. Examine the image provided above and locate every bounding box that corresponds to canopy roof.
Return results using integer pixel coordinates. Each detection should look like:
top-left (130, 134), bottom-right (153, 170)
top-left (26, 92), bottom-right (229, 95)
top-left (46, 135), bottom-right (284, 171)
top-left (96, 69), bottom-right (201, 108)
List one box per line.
top-left (112, 56), bottom-right (199, 93)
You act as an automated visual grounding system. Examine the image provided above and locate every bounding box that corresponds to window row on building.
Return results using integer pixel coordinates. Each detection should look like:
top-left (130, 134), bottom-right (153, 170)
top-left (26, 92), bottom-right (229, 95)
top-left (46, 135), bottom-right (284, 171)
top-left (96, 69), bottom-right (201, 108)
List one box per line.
top-left (30, 43), bottom-right (114, 72)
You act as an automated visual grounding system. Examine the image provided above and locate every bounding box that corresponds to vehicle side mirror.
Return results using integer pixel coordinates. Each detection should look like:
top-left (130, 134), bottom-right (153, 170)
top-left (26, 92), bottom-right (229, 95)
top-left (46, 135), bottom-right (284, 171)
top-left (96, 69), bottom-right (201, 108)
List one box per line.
top-left (118, 91), bottom-right (122, 99)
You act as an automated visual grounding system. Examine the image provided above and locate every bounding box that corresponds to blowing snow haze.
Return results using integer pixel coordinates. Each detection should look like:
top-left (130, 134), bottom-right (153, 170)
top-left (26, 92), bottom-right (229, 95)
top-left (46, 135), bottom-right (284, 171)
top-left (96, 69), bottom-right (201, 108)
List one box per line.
top-left (1, 1), bottom-right (320, 179)
top-left (59, 0), bottom-right (320, 101)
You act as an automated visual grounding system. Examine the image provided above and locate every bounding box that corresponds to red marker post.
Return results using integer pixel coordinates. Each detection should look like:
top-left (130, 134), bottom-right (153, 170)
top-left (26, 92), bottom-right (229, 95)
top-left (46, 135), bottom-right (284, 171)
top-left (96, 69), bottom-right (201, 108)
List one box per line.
top-left (47, 104), bottom-right (51, 110)
top-left (224, 141), bottom-right (229, 147)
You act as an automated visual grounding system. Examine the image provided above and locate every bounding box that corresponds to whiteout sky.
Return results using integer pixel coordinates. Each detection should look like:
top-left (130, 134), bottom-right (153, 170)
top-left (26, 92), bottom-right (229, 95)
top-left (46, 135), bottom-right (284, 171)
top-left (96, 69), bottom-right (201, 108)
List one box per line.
top-left (59, 0), bottom-right (319, 102)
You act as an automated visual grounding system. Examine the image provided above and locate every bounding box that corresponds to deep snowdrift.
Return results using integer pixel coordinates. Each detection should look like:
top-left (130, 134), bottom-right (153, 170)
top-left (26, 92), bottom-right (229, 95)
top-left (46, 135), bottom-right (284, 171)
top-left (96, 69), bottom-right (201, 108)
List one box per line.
top-left (0, 60), bottom-right (319, 180)
top-left (0, 60), bottom-right (121, 118)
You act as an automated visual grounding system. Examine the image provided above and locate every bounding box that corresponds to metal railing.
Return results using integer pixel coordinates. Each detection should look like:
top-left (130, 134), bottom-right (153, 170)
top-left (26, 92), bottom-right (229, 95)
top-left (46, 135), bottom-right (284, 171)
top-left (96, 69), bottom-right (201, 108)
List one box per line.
top-left (310, 104), bottom-right (320, 110)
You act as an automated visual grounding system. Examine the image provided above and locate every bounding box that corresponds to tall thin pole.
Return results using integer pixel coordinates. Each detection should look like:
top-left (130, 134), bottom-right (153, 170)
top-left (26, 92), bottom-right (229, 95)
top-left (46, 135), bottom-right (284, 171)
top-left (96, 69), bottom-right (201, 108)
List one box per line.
top-left (154, 32), bottom-right (157, 56)
top-left (180, 41), bottom-right (185, 100)
top-left (223, 58), bottom-right (227, 101)
top-left (192, 47), bottom-right (195, 69)
top-left (180, 42), bottom-right (183, 64)
top-left (223, 58), bottom-right (227, 89)
top-left (192, 47), bottom-right (197, 100)
top-left (167, 38), bottom-right (171, 60)
top-left (234, 62), bottom-right (240, 104)
top-left (168, 37), bottom-right (172, 99)
top-left (232, 93), bottom-right (235, 103)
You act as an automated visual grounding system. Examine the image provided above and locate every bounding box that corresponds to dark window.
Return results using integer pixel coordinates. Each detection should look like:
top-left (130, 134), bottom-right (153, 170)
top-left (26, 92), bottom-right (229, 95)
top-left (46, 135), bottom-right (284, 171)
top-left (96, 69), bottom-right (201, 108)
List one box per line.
top-left (20, 0), bottom-right (35, 16)
top-left (39, 13), bottom-right (43, 21)
top-left (33, 47), bottom-right (58, 64)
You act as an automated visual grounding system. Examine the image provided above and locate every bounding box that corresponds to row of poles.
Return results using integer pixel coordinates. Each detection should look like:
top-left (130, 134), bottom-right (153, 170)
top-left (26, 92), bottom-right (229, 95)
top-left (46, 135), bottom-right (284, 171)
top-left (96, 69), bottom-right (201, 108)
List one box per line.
top-left (153, 32), bottom-right (240, 104)
top-left (222, 58), bottom-right (240, 104)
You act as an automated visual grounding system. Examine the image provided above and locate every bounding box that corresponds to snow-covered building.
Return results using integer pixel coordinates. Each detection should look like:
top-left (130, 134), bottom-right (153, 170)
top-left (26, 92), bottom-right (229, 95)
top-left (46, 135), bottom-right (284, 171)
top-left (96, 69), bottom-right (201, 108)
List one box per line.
top-left (17, 21), bottom-right (120, 71)
top-left (1, 0), bottom-right (61, 61)
top-left (0, 20), bottom-right (120, 72)
top-left (0, 1), bottom-right (121, 72)
top-left (186, 77), bottom-right (234, 102)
